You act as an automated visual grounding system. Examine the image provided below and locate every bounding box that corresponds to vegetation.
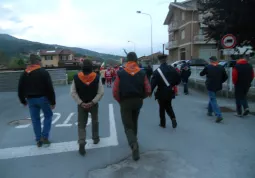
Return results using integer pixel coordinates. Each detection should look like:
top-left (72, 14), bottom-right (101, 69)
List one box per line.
top-left (67, 70), bottom-right (79, 83)
top-left (198, 0), bottom-right (255, 49)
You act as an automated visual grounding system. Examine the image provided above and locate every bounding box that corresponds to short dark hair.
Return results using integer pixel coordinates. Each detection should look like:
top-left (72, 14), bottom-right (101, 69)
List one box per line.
top-left (83, 59), bottom-right (93, 68)
top-left (29, 54), bottom-right (41, 64)
top-left (127, 52), bottom-right (138, 62)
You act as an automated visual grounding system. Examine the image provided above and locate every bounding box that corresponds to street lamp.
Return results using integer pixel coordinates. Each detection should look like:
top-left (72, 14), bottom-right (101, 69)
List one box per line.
top-left (136, 11), bottom-right (153, 55)
top-left (128, 40), bottom-right (136, 52)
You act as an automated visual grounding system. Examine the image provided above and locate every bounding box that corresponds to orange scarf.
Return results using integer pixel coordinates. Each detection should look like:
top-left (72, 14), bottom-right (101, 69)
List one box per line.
top-left (78, 72), bottom-right (97, 85)
top-left (124, 62), bottom-right (141, 76)
top-left (25, 64), bottom-right (41, 73)
top-left (211, 62), bottom-right (218, 66)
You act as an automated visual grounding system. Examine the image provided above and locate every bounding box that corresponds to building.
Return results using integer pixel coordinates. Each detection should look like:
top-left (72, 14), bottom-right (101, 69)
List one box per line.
top-left (39, 49), bottom-right (76, 67)
top-left (164, 0), bottom-right (218, 62)
top-left (138, 52), bottom-right (163, 67)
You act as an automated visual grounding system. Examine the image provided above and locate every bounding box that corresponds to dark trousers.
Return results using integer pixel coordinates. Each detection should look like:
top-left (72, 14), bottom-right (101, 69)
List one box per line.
top-left (120, 98), bottom-right (143, 148)
top-left (158, 99), bottom-right (176, 126)
top-left (182, 78), bottom-right (189, 94)
top-left (77, 104), bottom-right (99, 145)
top-left (102, 78), bottom-right (105, 85)
top-left (235, 87), bottom-right (249, 114)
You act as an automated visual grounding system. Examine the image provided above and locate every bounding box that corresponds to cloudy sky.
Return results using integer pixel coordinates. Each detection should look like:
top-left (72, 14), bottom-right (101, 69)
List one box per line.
top-left (0, 0), bottom-right (184, 57)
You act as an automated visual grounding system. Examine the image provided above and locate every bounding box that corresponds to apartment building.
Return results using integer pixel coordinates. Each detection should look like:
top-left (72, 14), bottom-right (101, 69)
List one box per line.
top-left (164, 0), bottom-right (218, 62)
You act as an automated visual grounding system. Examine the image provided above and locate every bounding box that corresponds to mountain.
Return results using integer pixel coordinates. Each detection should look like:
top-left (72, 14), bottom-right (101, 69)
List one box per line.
top-left (0, 34), bottom-right (124, 61)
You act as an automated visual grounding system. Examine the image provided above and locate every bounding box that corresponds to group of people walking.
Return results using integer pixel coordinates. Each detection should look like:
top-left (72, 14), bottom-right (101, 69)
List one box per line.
top-left (99, 66), bottom-right (118, 87)
top-left (18, 52), bottom-right (254, 161)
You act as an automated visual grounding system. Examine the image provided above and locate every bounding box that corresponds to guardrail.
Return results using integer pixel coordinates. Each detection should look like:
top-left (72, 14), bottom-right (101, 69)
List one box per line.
top-left (0, 68), bottom-right (68, 92)
top-left (189, 66), bottom-right (255, 92)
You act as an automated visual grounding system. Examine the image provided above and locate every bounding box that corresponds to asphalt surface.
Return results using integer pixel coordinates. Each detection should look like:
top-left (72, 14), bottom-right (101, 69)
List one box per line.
top-left (0, 85), bottom-right (254, 178)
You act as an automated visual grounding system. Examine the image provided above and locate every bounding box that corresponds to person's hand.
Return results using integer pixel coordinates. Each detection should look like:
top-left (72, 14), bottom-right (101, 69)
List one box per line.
top-left (51, 105), bottom-right (55, 110)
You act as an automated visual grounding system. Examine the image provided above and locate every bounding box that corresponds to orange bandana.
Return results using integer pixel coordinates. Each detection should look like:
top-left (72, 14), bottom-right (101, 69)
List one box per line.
top-left (25, 65), bottom-right (41, 73)
top-left (124, 62), bottom-right (141, 76)
top-left (211, 62), bottom-right (218, 66)
top-left (78, 72), bottom-right (97, 85)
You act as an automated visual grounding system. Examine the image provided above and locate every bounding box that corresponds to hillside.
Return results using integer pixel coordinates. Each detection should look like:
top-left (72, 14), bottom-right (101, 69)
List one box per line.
top-left (0, 34), bottom-right (123, 61)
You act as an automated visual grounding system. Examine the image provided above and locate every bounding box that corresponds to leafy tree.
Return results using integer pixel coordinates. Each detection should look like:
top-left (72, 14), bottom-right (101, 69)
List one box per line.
top-left (198, 0), bottom-right (255, 49)
top-left (8, 57), bottom-right (26, 68)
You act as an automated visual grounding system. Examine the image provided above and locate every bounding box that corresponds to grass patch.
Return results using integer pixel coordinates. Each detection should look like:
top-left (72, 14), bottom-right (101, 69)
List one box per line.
top-left (67, 70), bottom-right (78, 83)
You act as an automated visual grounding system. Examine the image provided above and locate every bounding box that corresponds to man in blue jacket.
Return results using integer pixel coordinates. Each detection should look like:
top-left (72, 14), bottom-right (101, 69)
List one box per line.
top-left (200, 56), bottom-right (228, 123)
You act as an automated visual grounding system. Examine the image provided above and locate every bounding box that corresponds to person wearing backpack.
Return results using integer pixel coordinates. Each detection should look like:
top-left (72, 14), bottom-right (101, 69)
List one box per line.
top-left (151, 55), bottom-right (181, 129)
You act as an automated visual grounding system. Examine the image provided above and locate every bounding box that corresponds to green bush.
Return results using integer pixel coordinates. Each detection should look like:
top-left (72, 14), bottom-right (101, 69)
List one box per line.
top-left (67, 70), bottom-right (78, 83)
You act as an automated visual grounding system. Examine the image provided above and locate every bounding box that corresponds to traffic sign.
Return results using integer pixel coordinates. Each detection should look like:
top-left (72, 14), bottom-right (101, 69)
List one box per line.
top-left (221, 34), bottom-right (237, 49)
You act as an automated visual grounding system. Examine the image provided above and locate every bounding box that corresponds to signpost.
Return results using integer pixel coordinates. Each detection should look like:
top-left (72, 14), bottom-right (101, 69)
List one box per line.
top-left (221, 34), bottom-right (237, 97)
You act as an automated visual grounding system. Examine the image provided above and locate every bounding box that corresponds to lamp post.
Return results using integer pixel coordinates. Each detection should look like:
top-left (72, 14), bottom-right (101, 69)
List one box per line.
top-left (136, 11), bottom-right (153, 55)
top-left (128, 40), bottom-right (136, 52)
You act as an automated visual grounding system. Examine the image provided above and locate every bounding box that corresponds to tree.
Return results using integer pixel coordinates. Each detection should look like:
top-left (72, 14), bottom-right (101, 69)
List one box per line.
top-left (0, 50), bottom-right (9, 65)
top-left (8, 57), bottom-right (26, 68)
top-left (198, 0), bottom-right (255, 49)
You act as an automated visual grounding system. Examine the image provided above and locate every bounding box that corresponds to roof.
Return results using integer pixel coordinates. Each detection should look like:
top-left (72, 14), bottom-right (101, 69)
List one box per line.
top-left (40, 49), bottom-right (74, 56)
top-left (163, 0), bottom-right (197, 25)
top-left (138, 52), bottom-right (163, 61)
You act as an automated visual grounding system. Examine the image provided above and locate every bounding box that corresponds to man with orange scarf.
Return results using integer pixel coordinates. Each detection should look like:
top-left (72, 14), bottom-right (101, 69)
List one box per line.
top-left (200, 56), bottom-right (228, 123)
top-left (71, 59), bottom-right (104, 156)
top-left (113, 52), bottom-right (151, 161)
top-left (18, 54), bottom-right (56, 147)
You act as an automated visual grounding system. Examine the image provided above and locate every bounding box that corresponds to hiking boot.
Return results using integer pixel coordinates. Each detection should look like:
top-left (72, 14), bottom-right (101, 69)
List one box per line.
top-left (172, 119), bottom-right (177, 128)
top-left (207, 112), bottom-right (213, 116)
top-left (93, 138), bottom-right (100, 144)
top-left (131, 143), bottom-right (140, 161)
top-left (79, 144), bottom-right (86, 156)
top-left (215, 117), bottom-right (223, 123)
top-left (37, 141), bottom-right (43, 148)
top-left (243, 109), bottom-right (250, 116)
top-left (42, 138), bottom-right (51, 147)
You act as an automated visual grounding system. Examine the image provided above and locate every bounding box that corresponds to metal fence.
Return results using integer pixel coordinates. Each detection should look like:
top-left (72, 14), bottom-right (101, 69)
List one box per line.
top-left (189, 66), bottom-right (255, 92)
top-left (0, 68), bottom-right (67, 92)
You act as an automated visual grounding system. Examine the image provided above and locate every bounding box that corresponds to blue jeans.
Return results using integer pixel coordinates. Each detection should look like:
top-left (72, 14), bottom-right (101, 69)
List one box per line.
top-left (27, 97), bottom-right (53, 141)
top-left (208, 91), bottom-right (222, 118)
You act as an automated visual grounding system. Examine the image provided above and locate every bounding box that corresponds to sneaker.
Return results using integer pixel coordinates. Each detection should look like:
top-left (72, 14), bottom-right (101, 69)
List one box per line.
top-left (93, 138), bottom-right (100, 144)
top-left (79, 144), bottom-right (86, 156)
top-left (42, 138), bottom-right (51, 147)
top-left (172, 119), bottom-right (177, 128)
top-left (37, 141), bottom-right (43, 147)
top-left (234, 113), bottom-right (243, 117)
top-left (243, 109), bottom-right (250, 116)
top-left (159, 124), bottom-right (166, 128)
top-left (131, 143), bottom-right (140, 161)
top-left (216, 117), bottom-right (223, 123)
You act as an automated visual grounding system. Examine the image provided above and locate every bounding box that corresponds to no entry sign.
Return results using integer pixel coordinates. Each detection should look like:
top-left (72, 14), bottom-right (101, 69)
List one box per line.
top-left (221, 34), bottom-right (237, 49)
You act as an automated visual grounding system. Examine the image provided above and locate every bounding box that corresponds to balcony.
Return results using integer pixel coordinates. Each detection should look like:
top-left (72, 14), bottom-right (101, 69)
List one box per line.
top-left (193, 35), bottom-right (216, 44)
top-left (198, 14), bottom-right (208, 27)
top-left (168, 21), bottom-right (179, 32)
top-left (165, 40), bottom-right (178, 50)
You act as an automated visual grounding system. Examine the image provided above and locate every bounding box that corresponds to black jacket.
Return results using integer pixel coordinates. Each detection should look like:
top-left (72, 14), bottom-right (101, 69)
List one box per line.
top-left (18, 68), bottom-right (56, 105)
top-left (200, 64), bottom-right (228, 92)
top-left (151, 63), bottom-right (181, 100)
top-left (180, 63), bottom-right (191, 82)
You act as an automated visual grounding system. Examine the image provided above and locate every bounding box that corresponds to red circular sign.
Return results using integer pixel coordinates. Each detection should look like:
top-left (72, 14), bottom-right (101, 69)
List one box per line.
top-left (221, 34), bottom-right (237, 49)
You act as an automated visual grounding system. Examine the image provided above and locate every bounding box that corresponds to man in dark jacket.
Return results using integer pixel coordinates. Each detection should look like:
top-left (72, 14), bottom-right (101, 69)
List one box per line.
top-left (18, 54), bottom-right (56, 147)
top-left (151, 55), bottom-right (181, 129)
top-left (71, 59), bottom-right (104, 156)
top-left (232, 58), bottom-right (254, 116)
top-left (180, 61), bottom-right (191, 95)
top-left (200, 56), bottom-right (228, 123)
top-left (146, 65), bottom-right (153, 81)
top-left (113, 52), bottom-right (151, 161)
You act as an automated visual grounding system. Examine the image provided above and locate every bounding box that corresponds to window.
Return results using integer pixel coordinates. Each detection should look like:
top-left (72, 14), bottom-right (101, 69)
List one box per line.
top-left (61, 56), bottom-right (67, 60)
top-left (181, 29), bottom-right (185, 39)
top-left (181, 12), bottom-right (185, 21)
top-left (46, 56), bottom-right (52, 60)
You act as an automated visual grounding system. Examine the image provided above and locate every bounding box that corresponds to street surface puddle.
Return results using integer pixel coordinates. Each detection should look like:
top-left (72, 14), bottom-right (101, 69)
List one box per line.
top-left (8, 119), bottom-right (31, 126)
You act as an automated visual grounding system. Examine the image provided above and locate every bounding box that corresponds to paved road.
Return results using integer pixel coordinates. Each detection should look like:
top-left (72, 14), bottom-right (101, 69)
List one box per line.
top-left (0, 85), bottom-right (254, 178)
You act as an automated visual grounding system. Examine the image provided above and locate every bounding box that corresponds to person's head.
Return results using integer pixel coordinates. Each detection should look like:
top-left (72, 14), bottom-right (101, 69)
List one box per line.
top-left (29, 54), bottom-right (41, 65)
top-left (173, 64), bottom-right (177, 68)
top-left (127, 52), bottom-right (138, 62)
top-left (82, 59), bottom-right (93, 74)
top-left (209, 56), bottom-right (218, 63)
top-left (158, 54), bottom-right (168, 64)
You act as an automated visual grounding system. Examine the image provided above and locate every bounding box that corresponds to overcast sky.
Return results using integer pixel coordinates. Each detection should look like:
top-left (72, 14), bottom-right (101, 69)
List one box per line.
top-left (0, 0), bottom-right (184, 57)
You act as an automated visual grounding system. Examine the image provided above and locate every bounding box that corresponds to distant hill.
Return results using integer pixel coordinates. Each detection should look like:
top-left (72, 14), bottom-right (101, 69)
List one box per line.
top-left (0, 34), bottom-right (123, 61)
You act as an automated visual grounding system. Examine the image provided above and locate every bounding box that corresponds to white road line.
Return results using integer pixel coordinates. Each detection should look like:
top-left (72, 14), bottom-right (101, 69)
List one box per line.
top-left (51, 113), bottom-right (61, 125)
top-left (55, 112), bottom-right (75, 127)
top-left (0, 104), bottom-right (119, 159)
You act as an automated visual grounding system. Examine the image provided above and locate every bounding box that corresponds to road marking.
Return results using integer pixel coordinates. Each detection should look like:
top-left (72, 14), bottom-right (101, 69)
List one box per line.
top-left (51, 113), bottom-right (61, 124)
top-left (55, 112), bottom-right (75, 127)
top-left (0, 104), bottom-right (118, 159)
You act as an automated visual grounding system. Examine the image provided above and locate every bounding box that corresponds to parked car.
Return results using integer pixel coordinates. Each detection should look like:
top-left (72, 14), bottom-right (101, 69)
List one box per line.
top-left (218, 60), bottom-right (236, 68)
top-left (170, 60), bottom-right (188, 69)
top-left (187, 58), bottom-right (208, 66)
